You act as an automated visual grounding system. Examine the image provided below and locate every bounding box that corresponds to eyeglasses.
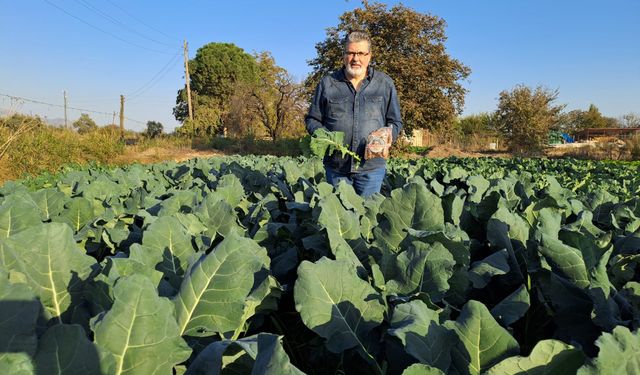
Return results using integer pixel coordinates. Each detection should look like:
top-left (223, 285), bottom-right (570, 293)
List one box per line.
top-left (344, 51), bottom-right (370, 58)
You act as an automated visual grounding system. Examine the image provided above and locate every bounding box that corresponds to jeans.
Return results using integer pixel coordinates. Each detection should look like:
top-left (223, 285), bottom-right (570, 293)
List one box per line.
top-left (325, 167), bottom-right (386, 198)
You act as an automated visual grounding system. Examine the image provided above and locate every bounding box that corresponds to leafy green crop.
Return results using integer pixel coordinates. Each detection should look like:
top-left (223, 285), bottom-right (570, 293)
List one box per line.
top-left (302, 128), bottom-right (361, 163)
top-left (0, 155), bottom-right (639, 374)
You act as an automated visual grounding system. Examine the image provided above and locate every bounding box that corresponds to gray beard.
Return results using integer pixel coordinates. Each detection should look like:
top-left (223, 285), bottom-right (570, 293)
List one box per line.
top-left (345, 65), bottom-right (365, 78)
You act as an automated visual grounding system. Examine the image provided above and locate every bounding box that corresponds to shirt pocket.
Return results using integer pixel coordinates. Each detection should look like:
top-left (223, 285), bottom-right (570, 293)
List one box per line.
top-left (364, 95), bottom-right (384, 120)
top-left (326, 96), bottom-right (351, 120)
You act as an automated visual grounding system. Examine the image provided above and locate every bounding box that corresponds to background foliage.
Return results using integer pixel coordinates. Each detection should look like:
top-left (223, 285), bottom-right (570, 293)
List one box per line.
top-left (72, 113), bottom-right (98, 134)
top-left (144, 121), bottom-right (164, 139)
top-left (305, 0), bottom-right (471, 136)
top-left (494, 85), bottom-right (565, 155)
top-left (174, 43), bottom-right (306, 140)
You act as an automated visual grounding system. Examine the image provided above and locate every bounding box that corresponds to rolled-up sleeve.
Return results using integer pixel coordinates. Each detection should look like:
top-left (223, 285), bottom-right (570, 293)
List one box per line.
top-left (305, 81), bottom-right (326, 135)
top-left (386, 81), bottom-right (403, 142)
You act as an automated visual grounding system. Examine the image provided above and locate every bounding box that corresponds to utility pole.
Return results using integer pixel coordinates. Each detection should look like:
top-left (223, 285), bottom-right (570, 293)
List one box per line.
top-left (63, 90), bottom-right (68, 128)
top-left (119, 95), bottom-right (125, 141)
top-left (183, 39), bottom-right (193, 121)
top-left (112, 111), bottom-right (116, 126)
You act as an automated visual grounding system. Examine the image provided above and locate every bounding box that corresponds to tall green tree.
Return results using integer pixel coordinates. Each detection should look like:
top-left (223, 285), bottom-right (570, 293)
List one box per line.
top-left (174, 43), bottom-right (259, 136)
top-left (72, 113), bottom-right (97, 134)
top-left (494, 85), bottom-right (565, 155)
top-left (305, 1), bottom-right (471, 135)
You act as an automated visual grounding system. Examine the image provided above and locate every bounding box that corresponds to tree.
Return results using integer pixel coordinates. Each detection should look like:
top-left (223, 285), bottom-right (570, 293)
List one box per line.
top-left (224, 52), bottom-right (307, 141)
top-left (225, 83), bottom-right (258, 137)
top-left (0, 114), bottom-right (46, 131)
top-left (454, 112), bottom-right (497, 136)
top-left (619, 112), bottom-right (640, 128)
top-left (305, 1), bottom-right (471, 135)
top-left (581, 104), bottom-right (616, 129)
top-left (72, 113), bottom-right (97, 134)
top-left (174, 43), bottom-right (259, 136)
top-left (557, 109), bottom-right (583, 134)
top-left (494, 85), bottom-right (565, 155)
top-left (144, 121), bottom-right (163, 138)
top-left (247, 52), bottom-right (306, 141)
top-left (558, 105), bottom-right (618, 134)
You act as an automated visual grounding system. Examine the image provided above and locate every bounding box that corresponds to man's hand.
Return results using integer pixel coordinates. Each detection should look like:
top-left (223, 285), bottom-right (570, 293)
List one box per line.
top-left (365, 127), bottom-right (392, 160)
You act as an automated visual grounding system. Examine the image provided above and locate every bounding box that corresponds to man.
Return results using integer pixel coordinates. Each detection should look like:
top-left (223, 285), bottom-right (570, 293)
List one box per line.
top-left (305, 31), bottom-right (403, 197)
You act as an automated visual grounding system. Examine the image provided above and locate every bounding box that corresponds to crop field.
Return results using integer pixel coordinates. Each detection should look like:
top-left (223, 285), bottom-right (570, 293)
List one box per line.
top-left (0, 155), bottom-right (639, 374)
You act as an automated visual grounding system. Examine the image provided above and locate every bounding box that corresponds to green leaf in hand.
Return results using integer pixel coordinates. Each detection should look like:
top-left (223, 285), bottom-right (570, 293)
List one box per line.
top-left (306, 129), bottom-right (361, 163)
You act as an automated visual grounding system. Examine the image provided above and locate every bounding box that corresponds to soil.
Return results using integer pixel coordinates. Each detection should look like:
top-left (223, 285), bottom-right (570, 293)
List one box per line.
top-left (422, 145), bottom-right (511, 159)
top-left (115, 146), bottom-right (222, 165)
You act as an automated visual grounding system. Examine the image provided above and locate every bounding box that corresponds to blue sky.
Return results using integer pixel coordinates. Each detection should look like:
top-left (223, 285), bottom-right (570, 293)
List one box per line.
top-left (1, 0), bottom-right (639, 132)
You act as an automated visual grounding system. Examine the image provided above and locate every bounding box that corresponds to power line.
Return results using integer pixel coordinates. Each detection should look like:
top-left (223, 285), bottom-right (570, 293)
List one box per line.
top-left (0, 93), bottom-right (145, 124)
top-left (105, 0), bottom-right (181, 44)
top-left (126, 53), bottom-right (181, 101)
top-left (74, 0), bottom-right (177, 49)
top-left (71, 97), bottom-right (122, 103)
top-left (124, 116), bottom-right (145, 125)
top-left (1, 93), bottom-right (112, 116)
top-left (44, 0), bottom-right (180, 56)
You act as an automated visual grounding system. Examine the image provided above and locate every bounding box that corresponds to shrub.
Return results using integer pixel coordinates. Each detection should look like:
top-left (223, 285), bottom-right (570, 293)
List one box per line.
top-left (72, 113), bottom-right (98, 134)
top-left (144, 121), bottom-right (164, 138)
top-left (625, 134), bottom-right (640, 160)
top-left (80, 127), bottom-right (125, 163)
top-left (133, 135), bottom-right (192, 152)
top-left (389, 135), bottom-right (414, 158)
top-left (494, 85), bottom-right (565, 155)
top-left (0, 113), bottom-right (46, 131)
top-left (210, 136), bottom-right (303, 156)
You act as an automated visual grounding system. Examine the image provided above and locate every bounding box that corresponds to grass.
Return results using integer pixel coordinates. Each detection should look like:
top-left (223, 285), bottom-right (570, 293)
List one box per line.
top-left (0, 123), bottom-right (124, 181)
top-left (0, 114), bottom-right (197, 183)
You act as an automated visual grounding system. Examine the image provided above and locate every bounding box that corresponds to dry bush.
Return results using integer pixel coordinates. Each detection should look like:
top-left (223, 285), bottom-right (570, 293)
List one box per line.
top-left (624, 134), bottom-right (640, 160)
top-left (412, 128), bottom-right (507, 154)
top-left (80, 127), bottom-right (125, 163)
top-left (550, 136), bottom-right (639, 161)
top-left (592, 136), bottom-right (627, 160)
top-left (209, 136), bottom-right (303, 157)
top-left (0, 114), bottom-right (45, 160)
top-left (0, 117), bottom-right (124, 181)
top-left (457, 134), bottom-right (506, 153)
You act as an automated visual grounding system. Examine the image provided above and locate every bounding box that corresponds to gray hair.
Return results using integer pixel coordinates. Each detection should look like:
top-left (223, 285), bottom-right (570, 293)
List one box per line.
top-left (343, 31), bottom-right (371, 52)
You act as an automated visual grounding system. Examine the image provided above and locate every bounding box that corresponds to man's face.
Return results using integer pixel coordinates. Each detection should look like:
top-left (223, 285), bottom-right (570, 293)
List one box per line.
top-left (343, 41), bottom-right (371, 79)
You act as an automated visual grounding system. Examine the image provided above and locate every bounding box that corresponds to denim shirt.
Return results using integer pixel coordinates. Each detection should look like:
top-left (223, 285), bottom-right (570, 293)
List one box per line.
top-left (305, 67), bottom-right (403, 173)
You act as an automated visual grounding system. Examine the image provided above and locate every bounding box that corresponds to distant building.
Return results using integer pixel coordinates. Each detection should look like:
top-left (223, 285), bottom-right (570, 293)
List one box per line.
top-left (407, 129), bottom-right (430, 147)
top-left (573, 127), bottom-right (640, 141)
